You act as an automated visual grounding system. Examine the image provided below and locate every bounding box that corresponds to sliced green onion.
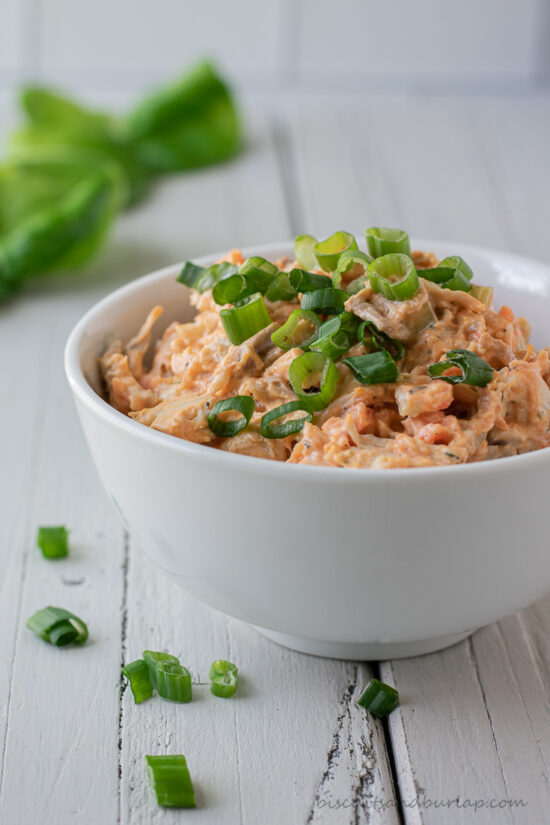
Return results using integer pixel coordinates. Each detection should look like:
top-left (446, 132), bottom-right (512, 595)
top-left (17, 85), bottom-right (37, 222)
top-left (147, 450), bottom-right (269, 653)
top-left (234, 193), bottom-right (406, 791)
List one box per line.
top-left (357, 678), bottom-right (399, 717)
top-left (145, 755), bottom-right (196, 808)
top-left (420, 266), bottom-right (471, 292)
top-left (343, 351), bottom-right (399, 385)
top-left (212, 273), bottom-right (247, 305)
top-left (26, 606), bottom-right (88, 646)
top-left (288, 351), bottom-right (339, 412)
top-left (294, 234), bottom-right (317, 271)
top-left (301, 288), bottom-right (347, 315)
top-left (220, 292), bottom-right (271, 345)
top-left (470, 284), bottom-right (494, 305)
top-left (37, 525), bottom-right (69, 559)
top-left (439, 255), bottom-right (473, 281)
top-left (143, 650), bottom-right (192, 703)
top-left (122, 659), bottom-right (154, 704)
top-left (241, 256), bottom-right (278, 277)
top-left (366, 227), bottom-right (411, 258)
top-left (177, 261), bottom-right (206, 289)
top-left (265, 272), bottom-right (297, 302)
top-left (347, 275), bottom-right (369, 295)
top-left (209, 659), bottom-right (238, 698)
top-left (289, 268), bottom-right (331, 293)
top-left (428, 349), bottom-right (494, 387)
top-left (368, 254), bottom-right (419, 301)
top-left (310, 312), bottom-right (358, 359)
top-left (357, 320), bottom-right (405, 361)
top-left (239, 257), bottom-right (277, 293)
top-left (271, 309), bottom-right (321, 351)
top-left (261, 401), bottom-right (312, 439)
top-left (195, 261), bottom-right (238, 293)
top-left (333, 249), bottom-right (371, 290)
top-left (314, 231), bottom-right (358, 273)
top-left (208, 395), bottom-right (255, 438)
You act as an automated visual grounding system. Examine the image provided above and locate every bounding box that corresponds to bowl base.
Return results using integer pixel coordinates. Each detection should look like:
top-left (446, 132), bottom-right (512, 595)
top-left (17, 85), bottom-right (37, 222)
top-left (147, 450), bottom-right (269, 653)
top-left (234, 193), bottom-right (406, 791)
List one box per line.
top-left (252, 626), bottom-right (474, 660)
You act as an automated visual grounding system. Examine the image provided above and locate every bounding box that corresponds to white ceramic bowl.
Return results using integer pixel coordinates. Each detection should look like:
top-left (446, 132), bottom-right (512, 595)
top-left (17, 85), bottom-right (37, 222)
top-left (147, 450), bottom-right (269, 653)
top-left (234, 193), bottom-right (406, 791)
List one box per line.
top-left (65, 240), bottom-right (550, 659)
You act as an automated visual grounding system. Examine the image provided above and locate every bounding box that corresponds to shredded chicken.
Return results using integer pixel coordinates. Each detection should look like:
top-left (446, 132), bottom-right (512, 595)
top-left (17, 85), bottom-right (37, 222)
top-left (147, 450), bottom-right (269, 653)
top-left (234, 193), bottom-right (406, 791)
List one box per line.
top-left (99, 247), bottom-right (550, 468)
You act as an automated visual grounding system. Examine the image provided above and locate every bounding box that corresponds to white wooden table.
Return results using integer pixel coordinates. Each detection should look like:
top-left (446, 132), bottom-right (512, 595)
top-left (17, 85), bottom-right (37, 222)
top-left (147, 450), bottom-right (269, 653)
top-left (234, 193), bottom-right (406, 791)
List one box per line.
top-left (1, 92), bottom-right (550, 825)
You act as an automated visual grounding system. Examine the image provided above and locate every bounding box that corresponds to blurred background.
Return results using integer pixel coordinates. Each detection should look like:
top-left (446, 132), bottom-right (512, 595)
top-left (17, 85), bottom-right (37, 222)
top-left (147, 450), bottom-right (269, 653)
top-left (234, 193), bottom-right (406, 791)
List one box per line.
top-left (1, 0), bottom-right (549, 96)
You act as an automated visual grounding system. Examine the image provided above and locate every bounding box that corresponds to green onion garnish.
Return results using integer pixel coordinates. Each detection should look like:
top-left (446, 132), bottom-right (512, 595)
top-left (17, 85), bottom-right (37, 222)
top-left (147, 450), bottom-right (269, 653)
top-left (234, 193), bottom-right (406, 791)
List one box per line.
top-left (357, 320), bottom-right (405, 361)
top-left (194, 261), bottom-right (238, 294)
top-left (26, 606), bottom-right (88, 646)
top-left (145, 755), bottom-right (196, 808)
top-left (241, 256), bottom-right (278, 277)
top-left (177, 261), bottom-right (206, 289)
top-left (289, 268), bottom-right (331, 293)
top-left (346, 274), bottom-right (369, 295)
top-left (288, 351), bottom-right (339, 412)
top-left (212, 273), bottom-right (247, 305)
top-left (342, 351), bottom-right (399, 385)
top-left (209, 659), bottom-right (238, 698)
top-left (294, 234), bottom-right (317, 271)
top-left (310, 313), bottom-right (358, 360)
top-left (428, 349), bottom-right (494, 387)
top-left (261, 401), bottom-right (312, 439)
top-left (265, 272), bottom-right (297, 302)
top-left (357, 678), bottom-right (399, 717)
top-left (37, 525), bottom-right (69, 559)
top-left (366, 227), bottom-right (411, 258)
top-left (332, 249), bottom-right (371, 290)
top-left (301, 287), bottom-right (347, 315)
top-left (220, 292), bottom-right (271, 345)
top-left (421, 255), bottom-right (473, 293)
top-left (143, 650), bottom-right (192, 703)
top-left (122, 659), bottom-right (154, 704)
top-left (271, 309), bottom-right (321, 351)
top-left (440, 255), bottom-right (473, 281)
top-left (368, 254), bottom-right (419, 301)
top-left (207, 395), bottom-right (255, 438)
top-left (314, 231), bottom-right (358, 273)
top-left (470, 284), bottom-right (494, 305)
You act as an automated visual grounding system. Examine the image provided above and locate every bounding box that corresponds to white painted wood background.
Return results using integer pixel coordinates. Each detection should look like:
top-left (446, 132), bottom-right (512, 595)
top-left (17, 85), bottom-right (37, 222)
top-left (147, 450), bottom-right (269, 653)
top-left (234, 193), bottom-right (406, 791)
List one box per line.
top-left (1, 91), bottom-right (550, 824)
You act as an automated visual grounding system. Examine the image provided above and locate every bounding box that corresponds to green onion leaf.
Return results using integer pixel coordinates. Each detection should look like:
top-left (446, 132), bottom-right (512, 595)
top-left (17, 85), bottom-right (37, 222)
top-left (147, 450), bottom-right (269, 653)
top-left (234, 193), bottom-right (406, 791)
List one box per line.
top-left (177, 261), bottom-right (206, 289)
top-left (37, 525), bottom-right (69, 559)
top-left (207, 395), bottom-right (255, 438)
top-left (26, 606), bottom-right (88, 646)
top-left (220, 292), bottom-right (271, 345)
top-left (439, 255), bottom-right (473, 281)
top-left (294, 234), bottom-right (317, 271)
top-left (122, 659), bottom-right (154, 704)
top-left (212, 273), bottom-right (247, 305)
top-left (301, 287), bottom-right (347, 315)
top-left (314, 231), bottom-right (357, 272)
top-left (239, 257), bottom-right (278, 293)
top-left (421, 255), bottom-right (473, 293)
top-left (145, 755), bottom-right (196, 808)
top-left (209, 659), bottom-right (238, 698)
top-left (357, 320), bottom-right (405, 361)
top-left (261, 401), bottom-right (312, 439)
top-left (333, 249), bottom-right (371, 290)
top-left (366, 227), bottom-right (411, 258)
top-left (289, 268), bottom-right (331, 293)
top-left (143, 650), bottom-right (192, 703)
top-left (271, 309), bottom-right (321, 351)
top-left (368, 254), bottom-right (419, 301)
top-left (342, 351), bottom-right (399, 385)
top-left (357, 678), bottom-right (399, 717)
top-left (195, 261), bottom-right (238, 293)
top-left (265, 272), bottom-right (298, 302)
top-left (288, 351), bottom-right (339, 412)
top-left (309, 312), bottom-right (358, 360)
top-left (428, 349), bottom-right (494, 386)
top-left (241, 256), bottom-right (278, 277)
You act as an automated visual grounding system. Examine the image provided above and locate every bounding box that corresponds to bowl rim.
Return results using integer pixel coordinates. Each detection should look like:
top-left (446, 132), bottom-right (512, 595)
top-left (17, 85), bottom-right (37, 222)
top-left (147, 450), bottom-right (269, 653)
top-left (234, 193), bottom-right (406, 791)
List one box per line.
top-left (64, 238), bottom-right (550, 483)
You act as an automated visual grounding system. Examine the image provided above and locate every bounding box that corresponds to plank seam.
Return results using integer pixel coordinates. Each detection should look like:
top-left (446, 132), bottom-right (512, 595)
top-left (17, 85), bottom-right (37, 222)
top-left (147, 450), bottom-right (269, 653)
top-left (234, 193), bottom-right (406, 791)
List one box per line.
top-left (116, 531), bottom-right (130, 825)
top-left (375, 663), bottom-right (406, 825)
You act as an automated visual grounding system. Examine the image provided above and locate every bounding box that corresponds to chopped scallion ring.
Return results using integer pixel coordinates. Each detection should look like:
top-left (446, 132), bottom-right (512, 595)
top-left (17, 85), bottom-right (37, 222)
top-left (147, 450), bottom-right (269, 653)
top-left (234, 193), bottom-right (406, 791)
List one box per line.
top-left (37, 525), bottom-right (69, 559)
top-left (212, 273), bottom-right (247, 305)
top-left (428, 349), bottom-right (494, 387)
top-left (310, 313), bottom-right (358, 359)
top-left (145, 755), bottom-right (196, 808)
top-left (177, 261), bottom-right (206, 289)
top-left (420, 265), bottom-right (471, 292)
top-left (288, 351), bottom-right (339, 412)
top-left (368, 254), bottom-right (419, 301)
top-left (209, 659), bottom-right (238, 698)
top-left (314, 231), bottom-right (358, 273)
top-left (26, 606), bottom-right (88, 646)
top-left (342, 351), bottom-right (399, 385)
top-left (194, 261), bottom-right (238, 294)
top-left (357, 678), bottom-right (399, 717)
top-left (261, 401), bottom-right (312, 439)
top-left (208, 395), bottom-right (255, 438)
top-left (122, 659), bottom-right (154, 704)
top-left (265, 272), bottom-right (298, 302)
top-left (366, 227), bottom-right (411, 258)
top-left (271, 309), bottom-right (321, 351)
top-left (357, 320), bottom-right (405, 361)
top-left (301, 287), bottom-right (347, 315)
top-left (294, 234), bottom-right (318, 271)
top-left (220, 292), bottom-right (271, 345)
top-left (289, 268), bottom-right (331, 293)
top-left (333, 249), bottom-right (371, 290)
top-left (143, 650), bottom-right (192, 703)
